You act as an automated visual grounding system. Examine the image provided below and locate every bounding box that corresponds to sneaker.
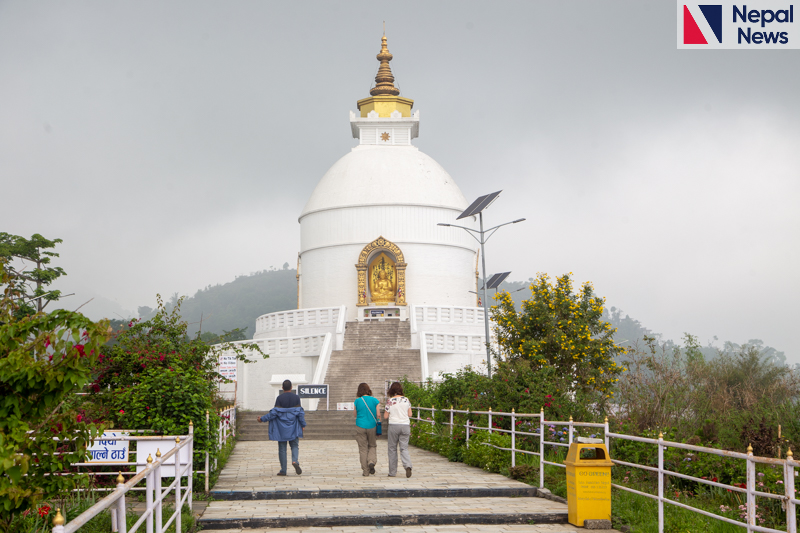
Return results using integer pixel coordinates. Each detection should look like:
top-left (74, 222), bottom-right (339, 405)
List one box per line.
top-left (293, 462), bottom-right (302, 475)
top-left (277, 472), bottom-right (287, 476)
top-left (405, 467), bottom-right (412, 478)
top-left (369, 463), bottom-right (375, 475)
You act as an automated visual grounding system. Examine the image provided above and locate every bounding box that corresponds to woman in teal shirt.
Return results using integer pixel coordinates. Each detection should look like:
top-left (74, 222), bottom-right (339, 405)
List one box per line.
top-left (354, 382), bottom-right (381, 476)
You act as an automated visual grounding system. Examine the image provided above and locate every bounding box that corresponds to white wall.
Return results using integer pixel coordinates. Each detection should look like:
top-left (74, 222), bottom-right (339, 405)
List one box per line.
top-left (299, 205), bottom-right (479, 320)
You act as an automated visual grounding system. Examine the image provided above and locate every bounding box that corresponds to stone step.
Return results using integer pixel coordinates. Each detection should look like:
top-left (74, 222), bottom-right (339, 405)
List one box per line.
top-left (198, 496), bottom-right (566, 530)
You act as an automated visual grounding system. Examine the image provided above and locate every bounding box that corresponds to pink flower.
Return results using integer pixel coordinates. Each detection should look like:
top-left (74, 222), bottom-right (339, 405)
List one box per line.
top-left (75, 344), bottom-right (86, 357)
top-left (119, 409), bottom-right (125, 414)
top-left (76, 415), bottom-right (83, 423)
top-left (777, 480), bottom-right (784, 484)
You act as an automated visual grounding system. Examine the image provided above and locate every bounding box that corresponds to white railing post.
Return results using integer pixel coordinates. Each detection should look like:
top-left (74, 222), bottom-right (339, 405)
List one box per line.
top-left (604, 416), bottom-right (610, 451)
top-left (658, 432), bottom-right (664, 533)
top-left (466, 411), bottom-right (470, 449)
top-left (511, 408), bottom-right (516, 468)
top-left (155, 449), bottom-right (163, 533)
top-left (188, 422), bottom-right (194, 508)
top-left (488, 407), bottom-right (492, 435)
top-left (117, 473), bottom-right (128, 533)
top-left (145, 454), bottom-right (154, 533)
top-left (205, 409), bottom-right (210, 493)
top-left (747, 444), bottom-right (755, 532)
top-left (568, 416), bottom-right (574, 446)
top-left (539, 407), bottom-right (545, 489)
top-left (52, 509), bottom-right (65, 533)
top-left (175, 436), bottom-right (182, 533)
top-left (785, 449), bottom-right (796, 533)
top-left (449, 406), bottom-right (454, 436)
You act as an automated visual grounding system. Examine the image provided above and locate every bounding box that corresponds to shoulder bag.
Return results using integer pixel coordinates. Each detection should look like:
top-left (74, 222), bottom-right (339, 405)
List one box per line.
top-left (362, 397), bottom-right (382, 435)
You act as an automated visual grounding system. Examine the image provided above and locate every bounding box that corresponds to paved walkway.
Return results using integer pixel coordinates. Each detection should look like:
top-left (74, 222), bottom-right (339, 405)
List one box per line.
top-left (201, 441), bottom-right (620, 531)
top-left (212, 440), bottom-right (535, 493)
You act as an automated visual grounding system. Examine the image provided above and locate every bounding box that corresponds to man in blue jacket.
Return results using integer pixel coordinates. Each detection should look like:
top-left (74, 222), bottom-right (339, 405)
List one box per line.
top-left (257, 379), bottom-right (306, 476)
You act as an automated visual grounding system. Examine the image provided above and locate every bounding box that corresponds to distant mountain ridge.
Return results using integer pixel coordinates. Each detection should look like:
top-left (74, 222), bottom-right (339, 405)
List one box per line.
top-left (138, 267), bottom-right (297, 338)
top-left (135, 271), bottom-right (787, 366)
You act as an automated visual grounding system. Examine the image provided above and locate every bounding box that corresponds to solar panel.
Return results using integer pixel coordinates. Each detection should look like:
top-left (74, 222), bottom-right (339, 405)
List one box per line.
top-left (457, 190), bottom-right (502, 220)
top-left (480, 271), bottom-right (512, 291)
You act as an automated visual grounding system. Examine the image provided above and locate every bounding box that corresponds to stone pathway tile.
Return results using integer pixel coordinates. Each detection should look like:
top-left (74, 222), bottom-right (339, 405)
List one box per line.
top-left (199, 524), bottom-right (609, 532)
top-left (213, 441), bottom-right (534, 493)
top-left (201, 496), bottom-right (564, 520)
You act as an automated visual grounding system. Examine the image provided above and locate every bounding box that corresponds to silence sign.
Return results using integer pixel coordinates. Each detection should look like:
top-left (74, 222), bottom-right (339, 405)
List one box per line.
top-left (298, 384), bottom-right (328, 398)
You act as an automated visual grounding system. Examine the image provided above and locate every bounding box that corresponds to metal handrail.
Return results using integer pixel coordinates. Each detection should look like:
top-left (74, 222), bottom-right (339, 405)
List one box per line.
top-left (407, 405), bottom-right (797, 533)
top-left (53, 426), bottom-right (194, 533)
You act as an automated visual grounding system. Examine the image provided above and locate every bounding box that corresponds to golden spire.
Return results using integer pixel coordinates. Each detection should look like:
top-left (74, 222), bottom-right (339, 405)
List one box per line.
top-left (370, 35), bottom-right (400, 97)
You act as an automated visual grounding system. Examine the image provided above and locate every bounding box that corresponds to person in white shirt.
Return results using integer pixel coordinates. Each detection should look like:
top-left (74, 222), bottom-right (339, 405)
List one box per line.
top-left (383, 381), bottom-right (413, 477)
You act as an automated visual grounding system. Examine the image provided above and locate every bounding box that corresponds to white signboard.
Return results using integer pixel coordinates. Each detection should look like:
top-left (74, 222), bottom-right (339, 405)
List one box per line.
top-left (218, 354), bottom-right (237, 380)
top-left (337, 402), bottom-right (355, 411)
top-left (136, 438), bottom-right (191, 478)
top-left (88, 431), bottom-right (130, 463)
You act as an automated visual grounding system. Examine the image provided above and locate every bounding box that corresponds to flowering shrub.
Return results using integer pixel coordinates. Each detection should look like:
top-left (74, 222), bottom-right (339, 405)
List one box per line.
top-left (82, 296), bottom-right (265, 488)
top-left (0, 260), bottom-right (107, 530)
top-left (491, 273), bottom-right (626, 403)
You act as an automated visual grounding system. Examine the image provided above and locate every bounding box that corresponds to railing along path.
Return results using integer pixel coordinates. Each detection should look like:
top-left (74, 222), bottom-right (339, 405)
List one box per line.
top-left (52, 425), bottom-right (194, 533)
top-left (410, 405), bottom-right (798, 533)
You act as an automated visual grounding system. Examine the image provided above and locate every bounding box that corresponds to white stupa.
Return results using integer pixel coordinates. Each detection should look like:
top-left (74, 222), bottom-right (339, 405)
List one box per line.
top-left (226, 36), bottom-right (489, 410)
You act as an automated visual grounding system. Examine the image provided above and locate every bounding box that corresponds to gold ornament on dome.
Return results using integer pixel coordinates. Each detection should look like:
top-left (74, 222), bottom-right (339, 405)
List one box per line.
top-left (369, 253), bottom-right (396, 303)
top-left (356, 236), bottom-right (406, 306)
top-left (370, 35), bottom-right (400, 97)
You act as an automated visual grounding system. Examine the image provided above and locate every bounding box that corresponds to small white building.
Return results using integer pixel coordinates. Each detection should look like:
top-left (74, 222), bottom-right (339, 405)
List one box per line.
top-left (226, 36), bottom-right (490, 410)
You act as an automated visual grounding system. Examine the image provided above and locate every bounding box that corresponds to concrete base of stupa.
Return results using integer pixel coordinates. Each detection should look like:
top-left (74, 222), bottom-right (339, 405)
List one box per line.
top-left (219, 305), bottom-right (487, 411)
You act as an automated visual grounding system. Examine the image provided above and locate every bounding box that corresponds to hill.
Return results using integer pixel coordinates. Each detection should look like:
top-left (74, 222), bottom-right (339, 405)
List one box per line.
top-left (138, 266), bottom-right (297, 338)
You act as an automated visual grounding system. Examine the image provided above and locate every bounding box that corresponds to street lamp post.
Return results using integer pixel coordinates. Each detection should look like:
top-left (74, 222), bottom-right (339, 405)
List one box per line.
top-left (438, 191), bottom-right (525, 378)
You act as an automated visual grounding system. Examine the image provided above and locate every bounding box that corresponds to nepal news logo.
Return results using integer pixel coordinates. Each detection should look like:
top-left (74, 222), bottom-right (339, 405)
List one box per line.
top-left (678, 2), bottom-right (798, 48)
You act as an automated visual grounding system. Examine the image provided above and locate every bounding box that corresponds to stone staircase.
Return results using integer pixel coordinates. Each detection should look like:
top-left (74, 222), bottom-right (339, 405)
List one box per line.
top-left (237, 410), bottom-right (356, 441)
top-left (326, 320), bottom-right (421, 407)
top-left (236, 320), bottom-right (422, 441)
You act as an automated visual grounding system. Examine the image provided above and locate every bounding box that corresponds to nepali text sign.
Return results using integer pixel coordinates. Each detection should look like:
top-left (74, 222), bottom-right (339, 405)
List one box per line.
top-left (297, 384), bottom-right (328, 398)
top-left (218, 353), bottom-right (237, 380)
top-left (88, 431), bottom-right (130, 463)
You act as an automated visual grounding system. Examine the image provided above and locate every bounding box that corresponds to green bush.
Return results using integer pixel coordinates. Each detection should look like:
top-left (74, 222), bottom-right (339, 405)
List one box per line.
top-left (1, 261), bottom-right (108, 532)
top-left (82, 296), bottom-right (264, 489)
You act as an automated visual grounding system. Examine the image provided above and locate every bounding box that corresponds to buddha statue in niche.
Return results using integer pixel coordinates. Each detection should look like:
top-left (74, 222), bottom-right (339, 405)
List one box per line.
top-left (369, 253), bottom-right (396, 303)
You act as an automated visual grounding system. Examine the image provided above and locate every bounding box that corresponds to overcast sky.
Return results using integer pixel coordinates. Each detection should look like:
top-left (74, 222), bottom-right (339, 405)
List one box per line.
top-left (1, 1), bottom-right (798, 359)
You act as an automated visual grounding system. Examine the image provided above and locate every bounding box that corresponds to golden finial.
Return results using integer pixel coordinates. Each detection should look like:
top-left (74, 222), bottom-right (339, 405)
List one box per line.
top-left (53, 508), bottom-right (65, 526)
top-left (604, 416), bottom-right (609, 424)
top-left (787, 448), bottom-right (793, 459)
top-left (175, 436), bottom-right (181, 444)
top-left (189, 420), bottom-right (193, 427)
top-left (370, 34), bottom-right (400, 96)
top-left (156, 448), bottom-right (162, 458)
top-left (658, 432), bottom-right (663, 439)
top-left (541, 406), bottom-right (544, 412)
top-left (147, 454), bottom-right (153, 464)
top-left (747, 443), bottom-right (753, 454)
top-left (512, 408), bottom-right (515, 414)
top-left (116, 472), bottom-right (125, 484)
top-left (569, 416), bottom-right (573, 422)
top-left (489, 407), bottom-right (492, 412)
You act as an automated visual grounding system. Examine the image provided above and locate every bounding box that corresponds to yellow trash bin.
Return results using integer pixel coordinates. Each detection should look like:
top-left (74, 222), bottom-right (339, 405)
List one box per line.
top-left (565, 437), bottom-right (613, 526)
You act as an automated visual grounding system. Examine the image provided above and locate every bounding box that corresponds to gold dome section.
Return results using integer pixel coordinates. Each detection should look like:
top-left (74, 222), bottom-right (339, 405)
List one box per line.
top-left (357, 35), bottom-right (414, 118)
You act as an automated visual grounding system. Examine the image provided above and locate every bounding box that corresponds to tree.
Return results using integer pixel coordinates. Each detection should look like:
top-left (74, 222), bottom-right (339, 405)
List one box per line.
top-left (0, 259), bottom-right (107, 531)
top-left (491, 273), bottom-right (626, 401)
top-left (0, 233), bottom-right (66, 317)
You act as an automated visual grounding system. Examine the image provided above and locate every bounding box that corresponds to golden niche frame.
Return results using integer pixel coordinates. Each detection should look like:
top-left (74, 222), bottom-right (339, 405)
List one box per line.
top-left (356, 236), bottom-right (406, 306)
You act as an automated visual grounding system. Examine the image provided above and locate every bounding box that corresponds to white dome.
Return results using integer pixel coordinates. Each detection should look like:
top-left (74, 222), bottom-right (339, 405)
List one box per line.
top-left (300, 145), bottom-right (467, 219)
